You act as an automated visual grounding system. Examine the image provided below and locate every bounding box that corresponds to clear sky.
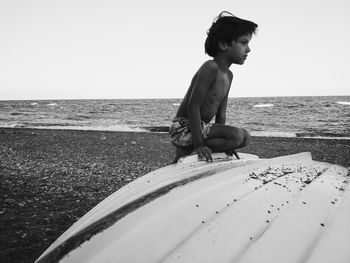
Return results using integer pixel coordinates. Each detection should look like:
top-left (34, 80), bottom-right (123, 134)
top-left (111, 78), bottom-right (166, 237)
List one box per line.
top-left (1, 0), bottom-right (349, 100)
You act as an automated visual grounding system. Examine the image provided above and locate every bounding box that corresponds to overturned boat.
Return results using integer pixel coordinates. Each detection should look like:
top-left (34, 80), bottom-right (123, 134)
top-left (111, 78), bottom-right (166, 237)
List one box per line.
top-left (36, 152), bottom-right (350, 263)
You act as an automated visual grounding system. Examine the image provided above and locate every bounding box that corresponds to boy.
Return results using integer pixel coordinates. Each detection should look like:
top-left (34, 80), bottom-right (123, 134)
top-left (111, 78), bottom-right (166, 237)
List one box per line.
top-left (170, 11), bottom-right (258, 163)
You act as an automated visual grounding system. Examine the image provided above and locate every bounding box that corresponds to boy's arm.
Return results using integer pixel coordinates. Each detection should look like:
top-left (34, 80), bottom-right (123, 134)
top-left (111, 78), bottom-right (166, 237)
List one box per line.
top-left (188, 61), bottom-right (217, 162)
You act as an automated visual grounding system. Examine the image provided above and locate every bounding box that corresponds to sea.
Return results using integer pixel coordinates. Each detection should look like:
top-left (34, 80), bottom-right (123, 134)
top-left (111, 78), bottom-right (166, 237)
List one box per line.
top-left (0, 96), bottom-right (349, 139)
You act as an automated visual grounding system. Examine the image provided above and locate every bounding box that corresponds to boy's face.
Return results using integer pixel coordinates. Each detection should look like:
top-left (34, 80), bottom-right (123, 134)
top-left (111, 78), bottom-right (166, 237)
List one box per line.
top-left (227, 34), bottom-right (252, 65)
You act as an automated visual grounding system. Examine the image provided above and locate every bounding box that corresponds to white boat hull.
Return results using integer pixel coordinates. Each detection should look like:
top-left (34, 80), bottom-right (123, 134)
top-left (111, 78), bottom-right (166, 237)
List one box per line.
top-left (36, 152), bottom-right (350, 263)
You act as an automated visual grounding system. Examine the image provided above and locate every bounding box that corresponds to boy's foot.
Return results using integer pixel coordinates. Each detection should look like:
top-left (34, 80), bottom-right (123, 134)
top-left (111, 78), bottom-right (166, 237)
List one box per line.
top-left (172, 147), bottom-right (194, 164)
top-left (224, 149), bottom-right (240, 159)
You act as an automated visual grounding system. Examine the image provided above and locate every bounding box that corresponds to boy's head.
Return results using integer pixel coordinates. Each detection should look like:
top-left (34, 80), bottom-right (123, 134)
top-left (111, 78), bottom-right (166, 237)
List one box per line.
top-left (205, 11), bottom-right (258, 57)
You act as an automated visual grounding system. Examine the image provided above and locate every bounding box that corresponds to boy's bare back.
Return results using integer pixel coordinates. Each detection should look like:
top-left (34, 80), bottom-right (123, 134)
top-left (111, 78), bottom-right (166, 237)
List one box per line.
top-left (175, 60), bottom-right (232, 124)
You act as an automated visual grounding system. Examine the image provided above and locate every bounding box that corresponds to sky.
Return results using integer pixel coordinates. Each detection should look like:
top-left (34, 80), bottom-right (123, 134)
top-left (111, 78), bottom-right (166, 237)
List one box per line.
top-left (1, 0), bottom-right (349, 100)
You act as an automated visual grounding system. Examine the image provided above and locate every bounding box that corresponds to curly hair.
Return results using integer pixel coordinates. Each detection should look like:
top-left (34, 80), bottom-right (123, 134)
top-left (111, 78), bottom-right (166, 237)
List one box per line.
top-left (205, 11), bottom-right (258, 57)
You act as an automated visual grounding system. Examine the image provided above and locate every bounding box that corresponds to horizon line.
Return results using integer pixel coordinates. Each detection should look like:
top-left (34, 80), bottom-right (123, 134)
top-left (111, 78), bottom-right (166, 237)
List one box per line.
top-left (1, 94), bottom-right (350, 101)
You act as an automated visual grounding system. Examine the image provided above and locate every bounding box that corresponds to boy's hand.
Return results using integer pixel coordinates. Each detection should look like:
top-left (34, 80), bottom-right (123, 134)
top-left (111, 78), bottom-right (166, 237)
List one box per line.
top-left (196, 146), bottom-right (213, 162)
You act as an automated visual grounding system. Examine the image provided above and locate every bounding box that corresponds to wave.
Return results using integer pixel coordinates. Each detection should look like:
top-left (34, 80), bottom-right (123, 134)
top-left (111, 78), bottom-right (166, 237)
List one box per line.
top-left (9, 112), bottom-right (35, 116)
top-left (296, 132), bottom-right (350, 139)
top-left (6, 122), bottom-right (147, 132)
top-left (250, 131), bottom-right (297, 138)
top-left (245, 121), bottom-right (263, 125)
top-left (13, 122), bottom-right (76, 128)
top-left (65, 115), bottom-right (92, 121)
top-left (250, 131), bottom-right (350, 139)
top-left (253, 104), bottom-right (274, 108)
top-left (36, 125), bottom-right (146, 132)
top-left (337, 101), bottom-right (350, 105)
top-left (284, 105), bottom-right (299, 109)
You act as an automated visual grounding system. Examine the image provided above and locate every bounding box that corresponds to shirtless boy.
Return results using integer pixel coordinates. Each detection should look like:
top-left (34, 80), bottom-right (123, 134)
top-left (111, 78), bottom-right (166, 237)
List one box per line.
top-left (170, 11), bottom-right (258, 162)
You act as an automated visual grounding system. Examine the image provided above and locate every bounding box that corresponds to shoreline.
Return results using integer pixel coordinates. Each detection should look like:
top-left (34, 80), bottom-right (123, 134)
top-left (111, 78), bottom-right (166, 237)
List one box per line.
top-left (1, 128), bottom-right (349, 263)
top-left (1, 126), bottom-right (350, 140)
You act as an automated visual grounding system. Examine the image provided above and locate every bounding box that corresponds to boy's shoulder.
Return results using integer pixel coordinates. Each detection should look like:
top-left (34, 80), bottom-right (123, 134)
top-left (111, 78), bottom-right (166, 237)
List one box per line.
top-left (199, 60), bottom-right (233, 79)
top-left (200, 60), bottom-right (219, 71)
top-left (195, 60), bottom-right (220, 77)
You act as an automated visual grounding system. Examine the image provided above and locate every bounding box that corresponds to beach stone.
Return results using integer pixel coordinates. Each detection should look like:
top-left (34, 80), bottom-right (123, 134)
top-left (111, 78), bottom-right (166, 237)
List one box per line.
top-left (131, 141), bottom-right (137, 145)
top-left (4, 198), bottom-right (15, 204)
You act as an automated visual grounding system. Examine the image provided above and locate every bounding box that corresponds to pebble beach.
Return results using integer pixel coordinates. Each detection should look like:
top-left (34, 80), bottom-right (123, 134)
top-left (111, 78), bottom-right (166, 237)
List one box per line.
top-left (1, 128), bottom-right (349, 263)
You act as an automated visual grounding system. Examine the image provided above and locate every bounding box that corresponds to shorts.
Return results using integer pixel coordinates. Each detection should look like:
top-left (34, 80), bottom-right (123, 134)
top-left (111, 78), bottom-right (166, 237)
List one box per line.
top-left (169, 117), bottom-right (212, 147)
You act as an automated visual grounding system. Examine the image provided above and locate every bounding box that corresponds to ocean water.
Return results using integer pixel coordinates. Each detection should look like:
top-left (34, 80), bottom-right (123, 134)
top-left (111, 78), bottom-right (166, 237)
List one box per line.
top-left (0, 96), bottom-right (349, 139)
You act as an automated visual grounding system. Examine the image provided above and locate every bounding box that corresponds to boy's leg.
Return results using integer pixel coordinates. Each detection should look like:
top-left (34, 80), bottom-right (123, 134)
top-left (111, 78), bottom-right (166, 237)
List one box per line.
top-left (172, 146), bottom-right (194, 164)
top-left (204, 124), bottom-right (251, 153)
top-left (172, 124), bottom-right (250, 163)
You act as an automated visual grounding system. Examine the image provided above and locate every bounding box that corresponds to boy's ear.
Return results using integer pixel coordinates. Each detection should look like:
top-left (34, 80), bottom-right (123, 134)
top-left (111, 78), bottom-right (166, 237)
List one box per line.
top-left (218, 40), bottom-right (229, 51)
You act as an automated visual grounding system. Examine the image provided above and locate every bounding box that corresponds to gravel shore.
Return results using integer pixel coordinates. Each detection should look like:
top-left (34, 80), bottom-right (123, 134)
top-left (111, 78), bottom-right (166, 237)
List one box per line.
top-left (1, 128), bottom-right (349, 263)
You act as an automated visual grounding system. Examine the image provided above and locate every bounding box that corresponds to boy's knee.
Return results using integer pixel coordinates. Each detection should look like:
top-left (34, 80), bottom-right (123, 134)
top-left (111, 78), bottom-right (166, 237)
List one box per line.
top-left (240, 129), bottom-right (251, 148)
